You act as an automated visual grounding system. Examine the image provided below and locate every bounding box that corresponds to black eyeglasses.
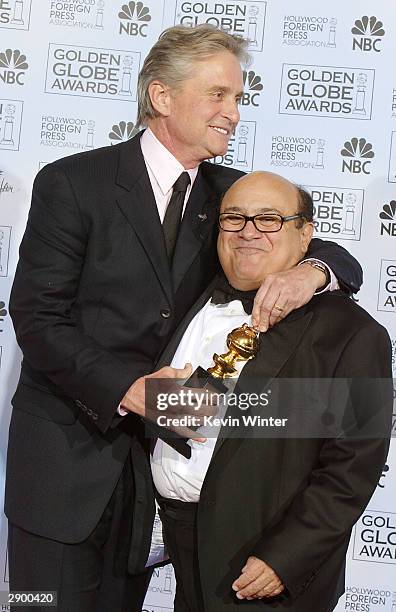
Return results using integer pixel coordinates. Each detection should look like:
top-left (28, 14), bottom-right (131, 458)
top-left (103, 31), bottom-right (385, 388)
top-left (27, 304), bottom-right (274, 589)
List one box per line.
top-left (219, 212), bottom-right (304, 233)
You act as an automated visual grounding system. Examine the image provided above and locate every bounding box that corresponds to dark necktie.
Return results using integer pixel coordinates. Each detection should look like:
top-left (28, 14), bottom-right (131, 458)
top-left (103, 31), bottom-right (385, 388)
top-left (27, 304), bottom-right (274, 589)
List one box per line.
top-left (211, 272), bottom-right (257, 315)
top-left (163, 171), bottom-right (191, 261)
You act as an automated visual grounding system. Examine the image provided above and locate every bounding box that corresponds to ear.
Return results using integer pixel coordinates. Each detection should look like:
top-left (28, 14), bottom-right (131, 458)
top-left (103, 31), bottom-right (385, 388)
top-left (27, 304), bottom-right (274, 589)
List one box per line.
top-left (148, 80), bottom-right (171, 117)
top-left (300, 222), bottom-right (314, 255)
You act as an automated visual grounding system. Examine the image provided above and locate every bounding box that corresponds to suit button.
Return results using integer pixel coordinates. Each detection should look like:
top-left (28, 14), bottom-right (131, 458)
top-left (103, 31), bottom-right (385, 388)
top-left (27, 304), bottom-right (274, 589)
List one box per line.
top-left (160, 308), bottom-right (171, 319)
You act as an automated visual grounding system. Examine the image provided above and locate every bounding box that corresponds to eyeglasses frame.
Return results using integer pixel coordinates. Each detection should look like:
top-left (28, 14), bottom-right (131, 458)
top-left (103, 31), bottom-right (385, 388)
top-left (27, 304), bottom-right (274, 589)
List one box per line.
top-left (218, 212), bottom-right (305, 233)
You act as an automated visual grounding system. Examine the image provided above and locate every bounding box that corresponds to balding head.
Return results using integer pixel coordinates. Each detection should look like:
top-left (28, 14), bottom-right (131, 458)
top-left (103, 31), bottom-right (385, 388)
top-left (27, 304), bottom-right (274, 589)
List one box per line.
top-left (217, 171), bottom-right (314, 290)
top-left (222, 172), bottom-right (313, 221)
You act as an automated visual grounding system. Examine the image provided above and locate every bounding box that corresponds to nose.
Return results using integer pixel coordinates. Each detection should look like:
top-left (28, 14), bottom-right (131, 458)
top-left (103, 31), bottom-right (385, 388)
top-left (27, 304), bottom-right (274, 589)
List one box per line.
top-left (239, 218), bottom-right (261, 239)
top-left (222, 96), bottom-right (240, 125)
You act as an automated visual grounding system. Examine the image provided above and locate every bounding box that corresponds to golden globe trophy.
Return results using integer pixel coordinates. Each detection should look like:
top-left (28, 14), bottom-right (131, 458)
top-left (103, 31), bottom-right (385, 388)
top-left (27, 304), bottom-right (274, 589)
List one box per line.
top-left (184, 323), bottom-right (260, 393)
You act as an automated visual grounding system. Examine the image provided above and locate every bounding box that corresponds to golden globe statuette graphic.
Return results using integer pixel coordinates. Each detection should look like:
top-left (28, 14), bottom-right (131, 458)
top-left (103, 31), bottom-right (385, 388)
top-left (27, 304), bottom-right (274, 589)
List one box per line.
top-left (327, 18), bottom-right (337, 47)
top-left (11, 0), bottom-right (24, 25)
top-left (315, 139), bottom-right (325, 169)
top-left (353, 72), bottom-right (368, 115)
top-left (95, 0), bottom-right (105, 29)
top-left (343, 192), bottom-right (357, 235)
top-left (237, 125), bottom-right (249, 166)
top-left (0, 104), bottom-right (16, 147)
top-left (0, 229), bottom-right (4, 274)
top-left (247, 5), bottom-right (259, 48)
top-left (184, 323), bottom-right (260, 393)
top-left (85, 120), bottom-right (95, 150)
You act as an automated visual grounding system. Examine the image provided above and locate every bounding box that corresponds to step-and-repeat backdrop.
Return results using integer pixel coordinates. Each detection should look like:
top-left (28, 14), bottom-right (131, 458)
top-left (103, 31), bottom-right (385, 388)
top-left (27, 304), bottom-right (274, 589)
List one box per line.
top-left (0, 1), bottom-right (395, 610)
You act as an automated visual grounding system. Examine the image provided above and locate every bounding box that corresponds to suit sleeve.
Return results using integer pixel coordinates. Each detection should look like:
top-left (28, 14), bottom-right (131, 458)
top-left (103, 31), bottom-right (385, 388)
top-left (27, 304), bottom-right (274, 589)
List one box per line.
top-left (250, 323), bottom-right (392, 599)
top-left (306, 237), bottom-right (362, 294)
top-left (9, 163), bottom-right (135, 434)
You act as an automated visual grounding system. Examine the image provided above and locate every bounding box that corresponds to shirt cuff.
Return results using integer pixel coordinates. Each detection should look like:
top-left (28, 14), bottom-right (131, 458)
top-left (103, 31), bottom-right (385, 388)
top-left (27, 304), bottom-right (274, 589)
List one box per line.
top-left (117, 404), bottom-right (128, 416)
top-left (299, 258), bottom-right (340, 294)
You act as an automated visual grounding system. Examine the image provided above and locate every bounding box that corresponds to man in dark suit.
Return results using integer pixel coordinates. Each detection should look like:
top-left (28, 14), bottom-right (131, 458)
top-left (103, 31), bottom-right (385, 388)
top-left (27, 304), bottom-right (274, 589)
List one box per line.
top-left (6, 25), bottom-right (363, 612)
top-left (146, 172), bottom-right (392, 612)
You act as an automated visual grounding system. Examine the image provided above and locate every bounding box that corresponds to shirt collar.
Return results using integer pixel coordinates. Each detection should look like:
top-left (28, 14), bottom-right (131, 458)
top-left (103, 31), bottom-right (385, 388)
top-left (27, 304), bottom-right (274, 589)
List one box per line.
top-left (209, 299), bottom-right (249, 316)
top-left (140, 127), bottom-right (199, 196)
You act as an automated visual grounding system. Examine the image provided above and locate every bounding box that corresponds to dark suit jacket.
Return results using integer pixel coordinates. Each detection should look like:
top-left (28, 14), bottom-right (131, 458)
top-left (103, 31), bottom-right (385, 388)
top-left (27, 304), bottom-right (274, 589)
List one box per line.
top-left (6, 132), bottom-right (363, 553)
top-left (136, 285), bottom-right (392, 611)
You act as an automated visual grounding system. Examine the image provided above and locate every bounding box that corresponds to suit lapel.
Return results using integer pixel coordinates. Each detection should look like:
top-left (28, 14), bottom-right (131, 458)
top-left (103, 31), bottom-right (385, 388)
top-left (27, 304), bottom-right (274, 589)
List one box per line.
top-left (211, 307), bottom-right (314, 460)
top-left (171, 165), bottom-right (219, 292)
top-left (156, 279), bottom-right (217, 368)
top-left (115, 133), bottom-right (173, 305)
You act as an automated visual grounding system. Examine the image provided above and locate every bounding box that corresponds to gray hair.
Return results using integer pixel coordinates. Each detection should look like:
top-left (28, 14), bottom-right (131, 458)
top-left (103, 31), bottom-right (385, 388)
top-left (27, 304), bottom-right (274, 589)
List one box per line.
top-left (136, 24), bottom-right (250, 127)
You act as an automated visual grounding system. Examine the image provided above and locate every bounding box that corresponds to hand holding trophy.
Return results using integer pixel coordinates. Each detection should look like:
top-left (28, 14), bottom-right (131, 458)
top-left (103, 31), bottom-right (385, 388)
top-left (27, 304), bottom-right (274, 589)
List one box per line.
top-left (145, 323), bottom-right (260, 444)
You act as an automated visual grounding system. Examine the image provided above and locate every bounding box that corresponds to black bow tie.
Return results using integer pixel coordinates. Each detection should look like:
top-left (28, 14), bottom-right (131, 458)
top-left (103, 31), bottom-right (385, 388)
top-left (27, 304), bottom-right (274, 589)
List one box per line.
top-left (211, 273), bottom-right (257, 315)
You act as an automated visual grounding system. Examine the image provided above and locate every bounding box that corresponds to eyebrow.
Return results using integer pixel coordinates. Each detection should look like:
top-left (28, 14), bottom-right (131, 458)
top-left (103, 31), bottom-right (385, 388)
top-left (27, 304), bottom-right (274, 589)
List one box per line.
top-left (221, 205), bottom-right (281, 214)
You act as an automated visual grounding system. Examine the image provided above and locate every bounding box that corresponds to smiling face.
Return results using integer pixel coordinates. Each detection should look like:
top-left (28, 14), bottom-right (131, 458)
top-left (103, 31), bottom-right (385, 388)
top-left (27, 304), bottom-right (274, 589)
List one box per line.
top-left (147, 51), bottom-right (244, 168)
top-left (218, 172), bottom-right (314, 290)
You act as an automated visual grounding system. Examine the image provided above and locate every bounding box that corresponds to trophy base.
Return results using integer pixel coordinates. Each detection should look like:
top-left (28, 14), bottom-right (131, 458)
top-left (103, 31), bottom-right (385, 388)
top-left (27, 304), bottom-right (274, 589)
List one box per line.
top-left (183, 366), bottom-right (228, 394)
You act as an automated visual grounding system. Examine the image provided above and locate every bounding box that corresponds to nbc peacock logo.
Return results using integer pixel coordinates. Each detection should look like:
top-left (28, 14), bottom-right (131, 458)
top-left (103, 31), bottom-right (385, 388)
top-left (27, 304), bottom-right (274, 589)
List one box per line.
top-left (108, 121), bottom-right (140, 144)
top-left (352, 16), bottom-right (385, 52)
top-left (380, 201), bottom-right (396, 222)
top-left (379, 201), bottom-right (396, 237)
top-left (241, 70), bottom-right (263, 107)
top-left (0, 48), bottom-right (28, 86)
top-left (119, 1), bottom-right (151, 37)
top-left (341, 137), bottom-right (374, 175)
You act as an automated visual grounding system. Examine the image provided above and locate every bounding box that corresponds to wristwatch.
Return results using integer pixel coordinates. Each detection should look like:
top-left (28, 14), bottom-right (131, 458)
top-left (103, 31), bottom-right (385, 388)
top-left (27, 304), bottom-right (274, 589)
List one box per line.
top-left (302, 260), bottom-right (330, 288)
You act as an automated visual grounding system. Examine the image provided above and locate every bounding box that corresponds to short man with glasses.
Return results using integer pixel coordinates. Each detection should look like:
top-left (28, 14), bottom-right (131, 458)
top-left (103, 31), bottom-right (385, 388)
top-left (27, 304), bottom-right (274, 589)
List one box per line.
top-left (143, 171), bottom-right (392, 612)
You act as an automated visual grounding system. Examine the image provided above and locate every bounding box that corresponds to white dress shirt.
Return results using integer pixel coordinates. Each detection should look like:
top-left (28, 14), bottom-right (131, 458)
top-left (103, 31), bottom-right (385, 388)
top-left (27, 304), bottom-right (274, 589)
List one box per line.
top-left (140, 127), bottom-right (199, 221)
top-left (151, 298), bottom-right (251, 502)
